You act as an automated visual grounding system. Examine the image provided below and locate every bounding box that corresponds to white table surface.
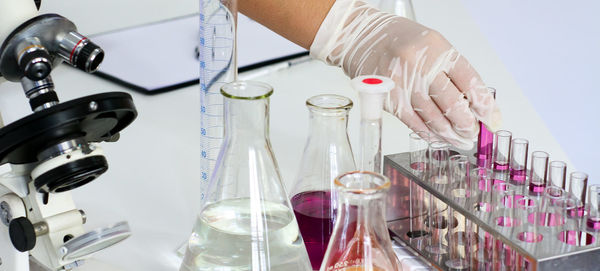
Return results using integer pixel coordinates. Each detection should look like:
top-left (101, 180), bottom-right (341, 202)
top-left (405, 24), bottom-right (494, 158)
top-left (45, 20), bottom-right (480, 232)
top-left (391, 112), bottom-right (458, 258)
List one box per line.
top-left (0, 0), bottom-right (573, 270)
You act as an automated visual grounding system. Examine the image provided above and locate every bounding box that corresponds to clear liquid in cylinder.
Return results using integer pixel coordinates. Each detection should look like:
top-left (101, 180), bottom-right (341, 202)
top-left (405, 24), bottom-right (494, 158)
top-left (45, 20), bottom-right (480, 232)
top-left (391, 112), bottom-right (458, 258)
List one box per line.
top-left (180, 198), bottom-right (311, 271)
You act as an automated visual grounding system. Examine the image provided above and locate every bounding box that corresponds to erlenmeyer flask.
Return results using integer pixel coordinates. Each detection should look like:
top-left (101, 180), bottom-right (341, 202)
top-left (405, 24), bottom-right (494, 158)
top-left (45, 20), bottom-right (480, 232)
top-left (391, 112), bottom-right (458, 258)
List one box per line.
top-left (320, 171), bottom-right (401, 271)
top-left (290, 94), bottom-right (356, 270)
top-left (180, 81), bottom-right (311, 270)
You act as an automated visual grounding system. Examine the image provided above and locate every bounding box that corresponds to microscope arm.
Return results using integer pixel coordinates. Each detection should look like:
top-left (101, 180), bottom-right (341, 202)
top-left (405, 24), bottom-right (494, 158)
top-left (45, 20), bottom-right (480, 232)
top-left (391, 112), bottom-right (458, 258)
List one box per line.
top-left (0, 0), bottom-right (39, 46)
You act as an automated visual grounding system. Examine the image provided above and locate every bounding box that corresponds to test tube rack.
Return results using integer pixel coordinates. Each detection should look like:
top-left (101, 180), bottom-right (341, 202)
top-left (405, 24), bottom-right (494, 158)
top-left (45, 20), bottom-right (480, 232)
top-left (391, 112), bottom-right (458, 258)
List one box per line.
top-left (384, 152), bottom-right (600, 270)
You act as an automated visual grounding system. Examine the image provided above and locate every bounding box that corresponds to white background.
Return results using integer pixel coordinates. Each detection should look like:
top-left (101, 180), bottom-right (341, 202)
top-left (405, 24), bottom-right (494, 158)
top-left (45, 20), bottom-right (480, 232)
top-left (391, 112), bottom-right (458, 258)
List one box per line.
top-left (459, 0), bottom-right (600, 189)
top-left (0, 0), bottom-right (597, 270)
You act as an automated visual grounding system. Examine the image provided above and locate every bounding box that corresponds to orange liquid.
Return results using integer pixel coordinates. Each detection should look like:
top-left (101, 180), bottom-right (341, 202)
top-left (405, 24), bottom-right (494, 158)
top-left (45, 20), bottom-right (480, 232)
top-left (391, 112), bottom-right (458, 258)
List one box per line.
top-left (323, 224), bottom-right (394, 271)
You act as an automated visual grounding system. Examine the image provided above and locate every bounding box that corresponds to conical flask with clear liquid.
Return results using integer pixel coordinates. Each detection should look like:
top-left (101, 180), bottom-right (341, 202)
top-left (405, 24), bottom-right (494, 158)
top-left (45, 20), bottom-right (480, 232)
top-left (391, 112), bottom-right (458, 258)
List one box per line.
top-left (320, 171), bottom-right (401, 271)
top-left (180, 81), bottom-right (312, 270)
top-left (289, 94), bottom-right (356, 270)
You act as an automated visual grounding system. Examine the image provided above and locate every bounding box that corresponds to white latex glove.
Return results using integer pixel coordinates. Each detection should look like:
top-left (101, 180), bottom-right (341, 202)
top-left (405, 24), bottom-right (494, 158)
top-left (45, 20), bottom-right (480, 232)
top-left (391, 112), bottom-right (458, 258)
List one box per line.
top-left (310, 0), bottom-right (502, 150)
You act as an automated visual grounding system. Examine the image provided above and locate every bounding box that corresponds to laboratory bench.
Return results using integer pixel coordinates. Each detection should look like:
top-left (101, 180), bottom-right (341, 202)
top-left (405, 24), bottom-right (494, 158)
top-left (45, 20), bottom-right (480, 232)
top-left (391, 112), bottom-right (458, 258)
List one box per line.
top-left (0, 0), bottom-right (574, 270)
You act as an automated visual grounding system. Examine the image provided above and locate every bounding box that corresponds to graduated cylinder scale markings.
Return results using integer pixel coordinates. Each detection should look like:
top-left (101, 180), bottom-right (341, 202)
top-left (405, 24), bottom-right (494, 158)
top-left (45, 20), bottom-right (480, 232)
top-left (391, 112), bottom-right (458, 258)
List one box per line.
top-left (199, 0), bottom-right (237, 199)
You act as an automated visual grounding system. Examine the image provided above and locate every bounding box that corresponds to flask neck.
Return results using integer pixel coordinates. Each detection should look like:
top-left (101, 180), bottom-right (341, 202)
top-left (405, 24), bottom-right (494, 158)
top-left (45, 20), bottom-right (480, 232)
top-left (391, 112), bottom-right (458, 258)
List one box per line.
top-left (307, 109), bottom-right (350, 140)
top-left (224, 97), bottom-right (269, 140)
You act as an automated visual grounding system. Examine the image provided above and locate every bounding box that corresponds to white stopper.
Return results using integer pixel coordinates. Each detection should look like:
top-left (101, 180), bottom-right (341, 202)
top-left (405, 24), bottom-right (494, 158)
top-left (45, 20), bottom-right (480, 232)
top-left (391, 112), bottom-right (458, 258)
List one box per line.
top-left (351, 75), bottom-right (394, 120)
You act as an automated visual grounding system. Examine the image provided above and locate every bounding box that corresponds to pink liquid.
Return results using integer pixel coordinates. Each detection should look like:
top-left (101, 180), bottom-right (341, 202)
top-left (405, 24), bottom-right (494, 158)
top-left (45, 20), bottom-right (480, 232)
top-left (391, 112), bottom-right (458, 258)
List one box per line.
top-left (528, 182), bottom-right (545, 194)
top-left (477, 121), bottom-right (493, 168)
top-left (494, 161), bottom-right (509, 171)
top-left (509, 168), bottom-right (527, 185)
top-left (587, 217), bottom-right (600, 230)
top-left (292, 191), bottom-right (335, 270)
top-left (517, 232), bottom-right (543, 243)
top-left (558, 230), bottom-right (596, 246)
top-left (410, 161), bottom-right (426, 171)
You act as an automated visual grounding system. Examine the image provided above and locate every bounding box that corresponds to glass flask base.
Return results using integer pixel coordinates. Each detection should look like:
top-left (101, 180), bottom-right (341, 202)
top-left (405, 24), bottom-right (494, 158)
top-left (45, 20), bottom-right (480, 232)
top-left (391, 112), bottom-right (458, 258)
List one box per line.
top-left (291, 190), bottom-right (334, 270)
top-left (180, 198), bottom-right (311, 271)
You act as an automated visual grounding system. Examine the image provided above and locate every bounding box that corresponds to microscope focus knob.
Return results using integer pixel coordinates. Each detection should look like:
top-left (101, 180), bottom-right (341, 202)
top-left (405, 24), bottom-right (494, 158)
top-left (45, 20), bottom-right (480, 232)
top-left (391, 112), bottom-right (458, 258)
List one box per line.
top-left (9, 217), bottom-right (36, 252)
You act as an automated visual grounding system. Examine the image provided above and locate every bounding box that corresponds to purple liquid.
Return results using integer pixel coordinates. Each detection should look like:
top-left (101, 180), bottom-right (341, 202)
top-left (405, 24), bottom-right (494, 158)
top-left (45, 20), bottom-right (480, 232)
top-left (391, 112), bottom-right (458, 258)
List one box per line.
top-left (494, 161), bottom-right (509, 171)
top-left (410, 161), bottom-right (426, 171)
top-left (291, 191), bottom-right (335, 270)
top-left (510, 168), bottom-right (527, 185)
top-left (477, 121), bottom-right (493, 167)
top-left (528, 182), bottom-right (545, 194)
top-left (587, 217), bottom-right (600, 230)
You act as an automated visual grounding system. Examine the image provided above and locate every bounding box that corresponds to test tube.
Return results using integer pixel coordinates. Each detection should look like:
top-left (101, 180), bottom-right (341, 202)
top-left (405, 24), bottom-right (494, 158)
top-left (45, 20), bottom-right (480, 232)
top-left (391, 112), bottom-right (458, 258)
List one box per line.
top-left (476, 87), bottom-right (496, 169)
top-left (558, 197), bottom-right (596, 247)
top-left (445, 206), bottom-right (471, 270)
top-left (410, 131), bottom-right (430, 172)
top-left (445, 155), bottom-right (472, 269)
top-left (509, 138), bottom-right (529, 186)
top-left (539, 186), bottom-right (567, 240)
top-left (528, 151), bottom-right (549, 195)
top-left (472, 167), bottom-right (494, 212)
top-left (515, 196), bottom-right (542, 243)
top-left (548, 161), bottom-right (567, 189)
top-left (449, 154), bottom-right (471, 198)
top-left (492, 130), bottom-right (512, 172)
top-left (428, 141), bottom-right (450, 185)
top-left (515, 197), bottom-right (541, 271)
top-left (351, 75), bottom-right (394, 174)
top-left (586, 185), bottom-right (600, 231)
top-left (425, 142), bottom-right (449, 255)
top-left (568, 172), bottom-right (588, 217)
top-left (493, 183), bottom-right (517, 226)
top-left (426, 193), bottom-right (448, 255)
top-left (492, 183), bottom-right (518, 270)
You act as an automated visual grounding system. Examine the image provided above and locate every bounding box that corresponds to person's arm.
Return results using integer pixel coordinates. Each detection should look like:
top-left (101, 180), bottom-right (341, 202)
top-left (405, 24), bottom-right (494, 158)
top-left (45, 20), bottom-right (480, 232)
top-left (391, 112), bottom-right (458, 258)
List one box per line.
top-left (239, 0), bottom-right (334, 49)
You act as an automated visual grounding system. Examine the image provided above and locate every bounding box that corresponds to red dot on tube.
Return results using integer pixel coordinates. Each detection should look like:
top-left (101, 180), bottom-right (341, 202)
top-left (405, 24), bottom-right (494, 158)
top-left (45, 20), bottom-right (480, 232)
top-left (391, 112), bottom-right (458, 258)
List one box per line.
top-left (362, 78), bottom-right (382, 84)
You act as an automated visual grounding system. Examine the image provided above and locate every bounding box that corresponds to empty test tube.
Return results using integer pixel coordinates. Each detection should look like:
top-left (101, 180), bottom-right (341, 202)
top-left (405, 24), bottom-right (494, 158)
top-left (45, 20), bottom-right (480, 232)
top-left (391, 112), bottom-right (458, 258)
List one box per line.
top-left (428, 141), bottom-right (450, 185)
top-left (509, 138), bottom-right (529, 186)
top-left (472, 167), bottom-right (494, 212)
top-left (539, 186), bottom-right (568, 240)
top-left (492, 183), bottom-right (518, 270)
top-left (515, 197), bottom-right (541, 271)
top-left (445, 155), bottom-right (472, 269)
top-left (449, 154), bottom-right (471, 198)
top-left (528, 151), bottom-right (549, 195)
top-left (409, 131), bottom-right (430, 172)
top-left (557, 197), bottom-right (596, 247)
top-left (568, 172), bottom-right (588, 217)
top-left (515, 196), bottom-right (542, 243)
top-left (352, 75), bottom-right (394, 174)
top-left (548, 161), bottom-right (567, 189)
top-left (493, 183), bottom-right (518, 226)
top-left (492, 130), bottom-right (512, 172)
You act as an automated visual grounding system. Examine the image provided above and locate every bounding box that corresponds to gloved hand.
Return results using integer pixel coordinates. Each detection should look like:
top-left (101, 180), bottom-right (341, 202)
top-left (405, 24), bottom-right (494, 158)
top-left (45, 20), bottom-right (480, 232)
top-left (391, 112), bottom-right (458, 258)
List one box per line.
top-left (310, 0), bottom-right (501, 150)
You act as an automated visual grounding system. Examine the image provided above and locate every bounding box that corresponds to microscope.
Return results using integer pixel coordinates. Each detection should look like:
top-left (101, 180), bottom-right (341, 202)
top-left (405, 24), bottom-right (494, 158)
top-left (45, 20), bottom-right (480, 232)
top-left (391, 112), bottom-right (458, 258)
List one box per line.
top-left (0, 0), bottom-right (137, 270)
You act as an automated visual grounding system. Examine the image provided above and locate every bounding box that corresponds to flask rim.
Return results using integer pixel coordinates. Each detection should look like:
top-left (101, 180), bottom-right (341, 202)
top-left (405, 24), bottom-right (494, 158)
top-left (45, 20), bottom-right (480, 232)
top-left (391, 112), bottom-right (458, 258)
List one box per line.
top-left (221, 81), bottom-right (273, 100)
top-left (306, 94), bottom-right (353, 111)
top-left (334, 171), bottom-right (390, 195)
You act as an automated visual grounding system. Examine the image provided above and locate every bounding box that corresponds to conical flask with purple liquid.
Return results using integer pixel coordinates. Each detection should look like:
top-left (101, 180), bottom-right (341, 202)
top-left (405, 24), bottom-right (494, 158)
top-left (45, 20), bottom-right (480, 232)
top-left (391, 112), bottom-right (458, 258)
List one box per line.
top-left (289, 94), bottom-right (356, 270)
